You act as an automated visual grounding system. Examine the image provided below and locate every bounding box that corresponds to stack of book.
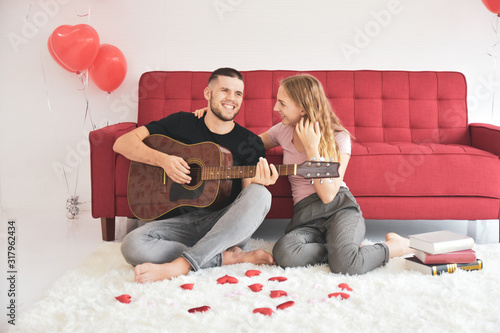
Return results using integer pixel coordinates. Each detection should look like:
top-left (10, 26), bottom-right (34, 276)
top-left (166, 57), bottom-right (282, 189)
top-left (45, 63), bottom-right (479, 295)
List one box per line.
top-left (404, 230), bottom-right (483, 275)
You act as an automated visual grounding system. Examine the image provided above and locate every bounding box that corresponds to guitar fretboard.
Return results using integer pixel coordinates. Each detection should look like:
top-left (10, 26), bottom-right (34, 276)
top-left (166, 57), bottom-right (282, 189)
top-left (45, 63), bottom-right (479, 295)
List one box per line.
top-left (202, 164), bottom-right (296, 180)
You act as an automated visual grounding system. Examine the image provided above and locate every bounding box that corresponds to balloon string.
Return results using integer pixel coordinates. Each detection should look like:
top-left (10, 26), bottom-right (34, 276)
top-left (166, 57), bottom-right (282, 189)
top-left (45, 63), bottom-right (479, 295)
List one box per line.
top-left (25, 1), bottom-right (32, 20)
top-left (40, 48), bottom-right (71, 196)
top-left (492, 16), bottom-right (499, 121)
top-left (77, 3), bottom-right (91, 19)
top-left (78, 71), bottom-right (97, 130)
top-left (74, 71), bottom-right (92, 198)
top-left (73, 154), bottom-right (80, 198)
top-left (31, 1), bottom-right (74, 206)
top-left (106, 92), bottom-right (111, 126)
top-left (32, 1), bottom-right (73, 197)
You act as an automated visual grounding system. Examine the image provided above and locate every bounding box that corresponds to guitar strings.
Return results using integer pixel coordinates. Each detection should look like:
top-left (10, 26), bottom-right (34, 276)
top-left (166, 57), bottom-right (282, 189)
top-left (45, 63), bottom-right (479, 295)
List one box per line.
top-left (166, 165), bottom-right (296, 179)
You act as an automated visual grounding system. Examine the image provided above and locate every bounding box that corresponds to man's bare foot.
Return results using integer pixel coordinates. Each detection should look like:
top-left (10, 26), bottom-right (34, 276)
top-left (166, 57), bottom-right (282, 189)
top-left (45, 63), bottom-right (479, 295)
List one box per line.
top-left (134, 257), bottom-right (191, 283)
top-left (222, 247), bottom-right (275, 266)
top-left (384, 232), bottom-right (414, 258)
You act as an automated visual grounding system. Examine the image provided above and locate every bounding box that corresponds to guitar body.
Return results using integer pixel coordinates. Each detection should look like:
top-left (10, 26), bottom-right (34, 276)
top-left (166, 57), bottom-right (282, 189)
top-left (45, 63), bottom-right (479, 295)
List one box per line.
top-left (128, 134), bottom-right (340, 221)
top-left (128, 135), bottom-right (233, 220)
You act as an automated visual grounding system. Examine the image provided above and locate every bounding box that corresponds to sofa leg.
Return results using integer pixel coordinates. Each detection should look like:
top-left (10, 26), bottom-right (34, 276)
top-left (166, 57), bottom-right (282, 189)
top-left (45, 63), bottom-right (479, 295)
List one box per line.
top-left (101, 217), bottom-right (115, 241)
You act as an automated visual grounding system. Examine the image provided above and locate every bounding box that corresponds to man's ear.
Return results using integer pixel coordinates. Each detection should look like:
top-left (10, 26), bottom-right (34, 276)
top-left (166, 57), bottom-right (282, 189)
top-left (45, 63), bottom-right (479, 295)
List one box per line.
top-left (204, 87), bottom-right (211, 101)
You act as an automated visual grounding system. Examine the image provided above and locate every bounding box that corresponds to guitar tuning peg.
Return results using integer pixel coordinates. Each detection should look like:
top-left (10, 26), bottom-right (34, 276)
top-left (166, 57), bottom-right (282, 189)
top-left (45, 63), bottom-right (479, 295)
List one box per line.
top-left (310, 179), bottom-right (315, 185)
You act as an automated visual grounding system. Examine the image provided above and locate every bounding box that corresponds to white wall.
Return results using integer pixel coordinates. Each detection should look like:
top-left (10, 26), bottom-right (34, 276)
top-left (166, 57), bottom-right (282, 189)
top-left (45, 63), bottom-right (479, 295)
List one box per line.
top-left (0, 0), bottom-right (497, 215)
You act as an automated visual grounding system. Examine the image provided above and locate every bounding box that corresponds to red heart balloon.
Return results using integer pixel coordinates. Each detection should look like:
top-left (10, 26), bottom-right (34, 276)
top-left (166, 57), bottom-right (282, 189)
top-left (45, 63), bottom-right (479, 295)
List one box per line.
top-left (188, 305), bottom-right (211, 313)
top-left (482, 0), bottom-right (500, 15)
top-left (268, 276), bottom-right (287, 282)
top-left (50, 24), bottom-right (100, 72)
top-left (270, 290), bottom-right (288, 298)
top-left (115, 294), bottom-right (132, 304)
top-left (276, 301), bottom-right (295, 310)
top-left (253, 308), bottom-right (274, 316)
top-left (217, 275), bottom-right (238, 284)
top-left (180, 283), bottom-right (194, 290)
top-left (89, 44), bottom-right (127, 92)
top-left (248, 283), bottom-right (263, 292)
top-left (47, 34), bottom-right (75, 73)
top-left (328, 292), bottom-right (350, 300)
top-left (245, 270), bottom-right (261, 277)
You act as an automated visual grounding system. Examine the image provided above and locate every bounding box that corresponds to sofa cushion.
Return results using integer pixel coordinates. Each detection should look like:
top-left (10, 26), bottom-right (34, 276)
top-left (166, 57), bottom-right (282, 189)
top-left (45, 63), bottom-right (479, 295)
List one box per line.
top-left (346, 142), bottom-right (500, 199)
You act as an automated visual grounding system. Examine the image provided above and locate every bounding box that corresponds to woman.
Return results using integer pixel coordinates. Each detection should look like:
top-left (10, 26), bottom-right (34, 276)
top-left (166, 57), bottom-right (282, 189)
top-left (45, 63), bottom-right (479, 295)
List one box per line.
top-left (196, 74), bottom-right (413, 275)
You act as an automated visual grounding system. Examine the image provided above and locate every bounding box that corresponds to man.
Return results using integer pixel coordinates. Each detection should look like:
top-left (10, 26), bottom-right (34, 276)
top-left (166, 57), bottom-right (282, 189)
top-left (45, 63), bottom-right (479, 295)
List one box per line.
top-left (114, 68), bottom-right (278, 283)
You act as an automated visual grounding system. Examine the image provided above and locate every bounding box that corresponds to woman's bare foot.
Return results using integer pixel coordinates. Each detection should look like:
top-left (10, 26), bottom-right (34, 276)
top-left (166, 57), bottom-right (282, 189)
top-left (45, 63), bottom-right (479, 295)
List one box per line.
top-left (134, 257), bottom-right (191, 283)
top-left (222, 247), bottom-right (275, 266)
top-left (385, 232), bottom-right (414, 258)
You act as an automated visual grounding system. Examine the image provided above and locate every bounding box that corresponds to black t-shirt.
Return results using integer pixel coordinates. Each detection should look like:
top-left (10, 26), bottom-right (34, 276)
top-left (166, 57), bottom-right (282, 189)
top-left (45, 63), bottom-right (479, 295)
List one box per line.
top-left (145, 112), bottom-right (265, 205)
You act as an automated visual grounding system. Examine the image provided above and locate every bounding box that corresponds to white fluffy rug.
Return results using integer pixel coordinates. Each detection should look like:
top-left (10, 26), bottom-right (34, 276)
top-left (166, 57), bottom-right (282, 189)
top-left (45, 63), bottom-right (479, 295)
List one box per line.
top-left (11, 240), bottom-right (500, 333)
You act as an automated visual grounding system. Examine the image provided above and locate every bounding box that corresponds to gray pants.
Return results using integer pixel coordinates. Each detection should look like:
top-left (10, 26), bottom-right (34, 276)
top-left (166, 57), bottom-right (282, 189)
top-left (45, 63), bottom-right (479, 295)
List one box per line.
top-left (121, 184), bottom-right (271, 271)
top-left (273, 187), bottom-right (389, 275)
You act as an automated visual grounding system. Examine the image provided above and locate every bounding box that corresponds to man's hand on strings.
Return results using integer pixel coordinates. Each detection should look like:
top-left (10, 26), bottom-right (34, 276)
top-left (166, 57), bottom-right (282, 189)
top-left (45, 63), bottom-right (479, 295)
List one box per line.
top-left (250, 157), bottom-right (278, 186)
top-left (161, 154), bottom-right (191, 184)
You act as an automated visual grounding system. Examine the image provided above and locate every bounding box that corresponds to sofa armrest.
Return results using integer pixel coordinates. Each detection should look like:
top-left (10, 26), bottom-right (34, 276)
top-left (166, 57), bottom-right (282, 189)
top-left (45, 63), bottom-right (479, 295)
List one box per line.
top-left (469, 123), bottom-right (500, 157)
top-left (89, 122), bottom-right (137, 218)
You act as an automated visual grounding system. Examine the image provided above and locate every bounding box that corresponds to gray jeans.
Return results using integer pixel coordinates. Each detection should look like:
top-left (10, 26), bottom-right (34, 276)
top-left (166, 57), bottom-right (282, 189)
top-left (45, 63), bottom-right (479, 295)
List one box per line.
top-left (273, 187), bottom-right (389, 275)
top-left (121, 184), bottom-right (271, 271)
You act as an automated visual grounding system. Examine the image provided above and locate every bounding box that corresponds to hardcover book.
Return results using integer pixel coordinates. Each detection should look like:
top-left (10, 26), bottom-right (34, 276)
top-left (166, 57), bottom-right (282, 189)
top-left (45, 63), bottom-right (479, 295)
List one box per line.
top-left (413, 249), bottom-right (477, 264)
top-left (409, 230), bottom-right (474, 255)
top-left (404, 256), bottom-right (483, 275)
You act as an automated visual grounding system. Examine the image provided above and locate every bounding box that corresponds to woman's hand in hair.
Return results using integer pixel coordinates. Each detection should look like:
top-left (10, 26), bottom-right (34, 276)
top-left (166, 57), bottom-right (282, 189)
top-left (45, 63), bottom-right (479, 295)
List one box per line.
top-left (296, 118), bottom-right (321, 158)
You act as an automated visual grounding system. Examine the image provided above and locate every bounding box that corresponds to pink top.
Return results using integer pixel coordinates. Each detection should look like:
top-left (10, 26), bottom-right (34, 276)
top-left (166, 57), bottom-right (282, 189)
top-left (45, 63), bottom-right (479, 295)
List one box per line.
top-left (267, 122), bottom-right (351, 205)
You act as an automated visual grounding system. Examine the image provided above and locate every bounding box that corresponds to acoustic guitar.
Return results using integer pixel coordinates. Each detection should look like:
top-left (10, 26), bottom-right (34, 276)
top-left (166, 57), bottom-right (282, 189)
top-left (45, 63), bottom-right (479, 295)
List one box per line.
top-left (127, 135), bottom-right (340, 220)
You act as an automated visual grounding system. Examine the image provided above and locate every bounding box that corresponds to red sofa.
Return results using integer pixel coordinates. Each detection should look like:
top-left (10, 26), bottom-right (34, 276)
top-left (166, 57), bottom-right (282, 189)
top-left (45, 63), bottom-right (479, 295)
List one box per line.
top-left (89, 70), bottom-right (500, 241)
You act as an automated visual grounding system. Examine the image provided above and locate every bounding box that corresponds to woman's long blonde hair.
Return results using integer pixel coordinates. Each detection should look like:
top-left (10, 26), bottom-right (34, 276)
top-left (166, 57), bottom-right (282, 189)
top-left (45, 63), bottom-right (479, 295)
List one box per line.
top-left (280, 74), bottom-right (350, 162)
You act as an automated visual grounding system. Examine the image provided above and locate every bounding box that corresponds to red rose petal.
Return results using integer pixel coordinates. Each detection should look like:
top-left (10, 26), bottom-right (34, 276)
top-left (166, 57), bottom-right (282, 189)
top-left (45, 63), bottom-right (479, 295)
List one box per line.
top-left (115, 294), bottom-right (132, 304)
top-left (180, 283), bottom-right (194, 290)
top-left (253, 307), bottom-right (274, 316)
top-left (338, 283), bottom-right (353, 291)
top-left (277, 301), bottom-right (295, 310)
top-left (270, 290), bottom-right (288, 298)
top-left (248, 283), bottom-right (263, 292)
top-left (217, 275), bottom-right (238, 284)
top-left (245, 270), bottom-right (262, 277)
top-left (268, 276), bottom-right (287, 282)
top-left (188, 305), bottom-right (211, 313)
top-left (328, 292), bottom-right (350, 300)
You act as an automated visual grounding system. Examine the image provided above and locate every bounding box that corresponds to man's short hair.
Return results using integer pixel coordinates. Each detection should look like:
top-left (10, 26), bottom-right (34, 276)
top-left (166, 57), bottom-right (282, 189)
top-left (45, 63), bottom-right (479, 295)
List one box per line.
top-left (208, 68), bottom-right (244, 85)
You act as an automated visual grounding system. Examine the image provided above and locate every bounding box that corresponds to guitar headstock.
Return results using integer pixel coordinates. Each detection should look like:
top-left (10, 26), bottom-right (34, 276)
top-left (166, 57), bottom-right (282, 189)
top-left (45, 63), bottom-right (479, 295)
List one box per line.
top-left (296, 161), bottom-right (340, 179)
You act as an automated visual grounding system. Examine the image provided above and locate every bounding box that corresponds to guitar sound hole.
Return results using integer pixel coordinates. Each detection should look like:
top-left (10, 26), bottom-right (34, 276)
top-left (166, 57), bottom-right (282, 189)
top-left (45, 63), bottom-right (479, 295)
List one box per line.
top-left (187, 163), bottom-right (202, 187)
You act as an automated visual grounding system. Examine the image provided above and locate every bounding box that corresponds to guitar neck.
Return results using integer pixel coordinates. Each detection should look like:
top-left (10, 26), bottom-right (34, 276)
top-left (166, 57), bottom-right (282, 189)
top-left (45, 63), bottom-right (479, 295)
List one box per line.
top-left (202, 164), bottom-right (296, 180)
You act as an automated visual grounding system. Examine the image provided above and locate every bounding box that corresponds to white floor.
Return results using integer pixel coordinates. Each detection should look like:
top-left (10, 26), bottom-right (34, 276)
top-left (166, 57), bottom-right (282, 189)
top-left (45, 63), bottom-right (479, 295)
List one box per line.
top-left (0, 208), bottom-right (498, 331)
